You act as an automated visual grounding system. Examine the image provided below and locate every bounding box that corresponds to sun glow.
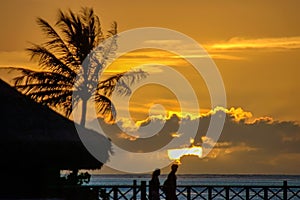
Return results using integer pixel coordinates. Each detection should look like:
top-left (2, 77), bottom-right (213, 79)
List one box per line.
top-left (168, 137), bottom-right (202, 161)
top-left (167, 146), bottom-right (203, 161)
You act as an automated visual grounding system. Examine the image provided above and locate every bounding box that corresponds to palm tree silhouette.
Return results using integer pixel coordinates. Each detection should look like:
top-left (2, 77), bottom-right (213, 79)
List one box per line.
top-left (13, 7), bottom-right (147, 126)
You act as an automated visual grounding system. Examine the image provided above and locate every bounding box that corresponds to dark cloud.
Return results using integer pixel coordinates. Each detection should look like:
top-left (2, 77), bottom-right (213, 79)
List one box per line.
top-left (182, 111), bottom-right (300, 174)
top-left (90, 114), bottom-right (180, 153)
top-left (87, 109), bottom-right (300, 174)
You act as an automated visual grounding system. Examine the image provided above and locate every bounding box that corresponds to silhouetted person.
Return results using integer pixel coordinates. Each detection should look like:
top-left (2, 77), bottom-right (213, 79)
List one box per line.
top-left (163, 164), bottom-right (178, 200)
top-left (67, 169), bottom-right (79, 185)
top-left (149, 169), bottom-right (161, 200)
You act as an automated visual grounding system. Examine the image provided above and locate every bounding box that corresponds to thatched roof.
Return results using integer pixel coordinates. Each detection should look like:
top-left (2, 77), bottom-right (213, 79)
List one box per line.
top-left (0, 79), bottom-right (111, 170)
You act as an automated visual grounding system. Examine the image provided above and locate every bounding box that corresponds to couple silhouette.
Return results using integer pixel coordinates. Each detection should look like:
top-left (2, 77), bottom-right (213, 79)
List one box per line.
top-left (149, 164), bottom-right (178, 200)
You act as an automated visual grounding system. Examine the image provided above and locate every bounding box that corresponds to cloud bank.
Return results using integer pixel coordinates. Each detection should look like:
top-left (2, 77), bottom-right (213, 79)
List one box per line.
top-left (87, 107), bottom-right (300, 174)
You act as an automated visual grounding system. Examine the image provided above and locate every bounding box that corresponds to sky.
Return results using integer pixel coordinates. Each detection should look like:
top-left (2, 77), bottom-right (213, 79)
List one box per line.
top-left (0, 0), bottom-right (300, 174)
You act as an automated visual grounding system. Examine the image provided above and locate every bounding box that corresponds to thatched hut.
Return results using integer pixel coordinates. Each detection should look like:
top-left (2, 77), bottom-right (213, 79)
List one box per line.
top-left (0, 79), bottom-right (111, 198)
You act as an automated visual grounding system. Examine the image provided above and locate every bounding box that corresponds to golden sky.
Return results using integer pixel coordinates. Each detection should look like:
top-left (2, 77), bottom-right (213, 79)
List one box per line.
top-left (1, 0), bottom-right (300, 173)
top-left (1, 0), bottom-right (299, 122)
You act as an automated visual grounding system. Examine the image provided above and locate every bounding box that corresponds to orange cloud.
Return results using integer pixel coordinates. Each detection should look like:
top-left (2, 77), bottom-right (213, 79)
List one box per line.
top-left (117, 132), bottom-right (138, 141)
top-left (201, 140), bottom-right (258, 160)
top-left (104, 49), bottom-right (187, 75)
top-left (200, 106), bottom-right (274, 124)
top-left (207, 36), bottom-right (300, 51)
top-left (115, 106), bottom-right (270, 132)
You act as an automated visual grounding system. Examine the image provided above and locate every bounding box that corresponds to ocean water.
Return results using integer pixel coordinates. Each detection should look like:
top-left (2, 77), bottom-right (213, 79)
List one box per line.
top-left (87, 174), bottom-right (300, 186)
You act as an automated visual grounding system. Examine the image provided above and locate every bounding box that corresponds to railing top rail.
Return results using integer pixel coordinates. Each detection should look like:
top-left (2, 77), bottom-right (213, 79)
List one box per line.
top-left (83, 184), bottom-right (300, 188)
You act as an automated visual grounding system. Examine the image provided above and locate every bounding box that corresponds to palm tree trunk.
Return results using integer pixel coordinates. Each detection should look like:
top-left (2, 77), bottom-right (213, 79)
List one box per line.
top-left (80, 98), bottom-right (87, 126)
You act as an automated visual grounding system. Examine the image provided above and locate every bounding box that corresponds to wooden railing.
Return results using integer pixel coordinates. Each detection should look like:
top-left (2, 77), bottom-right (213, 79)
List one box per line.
top-left (56, 180), bottom-right (300, 200)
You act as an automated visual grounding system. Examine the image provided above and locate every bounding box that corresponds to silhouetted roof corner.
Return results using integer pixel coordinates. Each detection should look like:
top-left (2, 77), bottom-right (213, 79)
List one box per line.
top-left (0, 79), bottom-right (111, 170)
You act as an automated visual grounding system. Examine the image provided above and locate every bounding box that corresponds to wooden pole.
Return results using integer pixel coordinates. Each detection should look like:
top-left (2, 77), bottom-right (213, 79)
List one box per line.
top-left (225, 186), bottom-right (230, 200)
top-left (113, 186), bottom-right (118, 200)
top-left (245, 186), bottom-right (250, 200)
top-left (283, 181), bottom-right (288, 200)
top-left (133, 180), bottom-right (137, 200)
top-left (148, 181), bottom-right (152, 200)
top-left (264, 187), bottom-right (268, 200)
top-left (141, 181), bottom-right (147, 200)
top-left (208, 186), bottom-right (212, 200)
top-left (187, 186), bottom-right (191, 200)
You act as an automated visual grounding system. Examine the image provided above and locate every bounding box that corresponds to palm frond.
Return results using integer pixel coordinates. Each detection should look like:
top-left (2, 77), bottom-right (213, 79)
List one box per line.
top-left (36, 18), bottom-right (78, 66)
top-left (26, 44), bottom-right (77, 78)
top-left (97, 69), bottom-right (148, 97)
top-left (32, 89), bottom-right (73, 117)
top-left (13, 68), bottom-right (73, 86)
top-left (107, 21), bottom-right (118, 38)
top-left (94, 94), bottom-right (116, 122)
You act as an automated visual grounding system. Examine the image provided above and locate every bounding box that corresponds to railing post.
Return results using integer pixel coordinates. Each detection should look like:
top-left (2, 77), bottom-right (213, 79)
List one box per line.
top-left (113, 186), bottom-right (118, 200)
top-left (283, 181), bottom-right (288, 200)
top-left (100, 188), bottom-right (109, 200)
top-left (141, 181), bottom-right (147, 200)
top-left (208, 186), bottom-right (212, 200)
top-left (133, 180), bottom-right (137, 200)
top-left (245, 186), bottom-right (250, 200)
top-left (187, 186), bottom-right (191, 200)
top-left (148, 180), bottom-right (152, 200)
top-left (225, 186), bottom-right (230, 200)
top-left (264, 187), bottom-right (268, 200)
